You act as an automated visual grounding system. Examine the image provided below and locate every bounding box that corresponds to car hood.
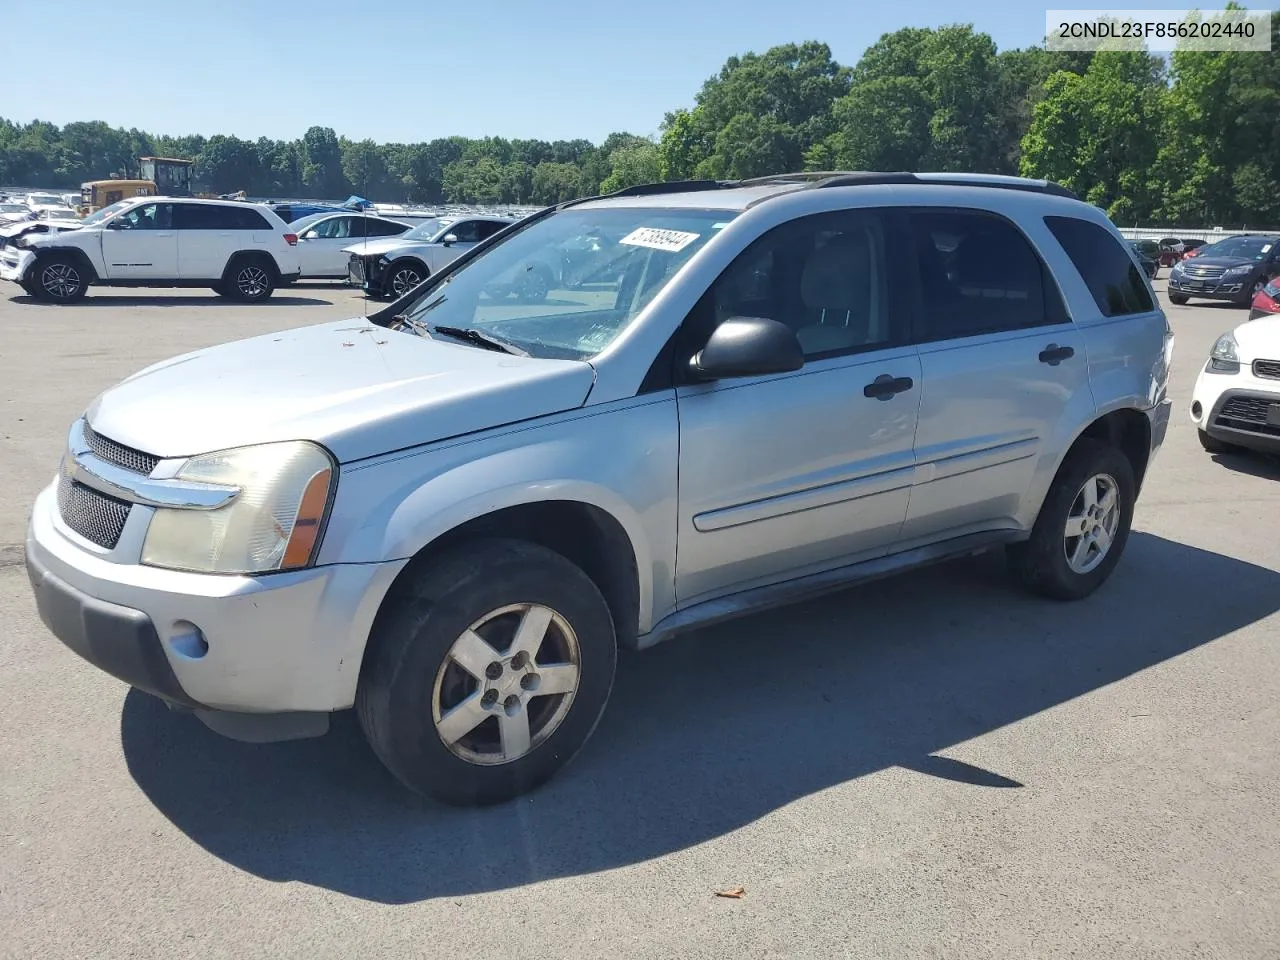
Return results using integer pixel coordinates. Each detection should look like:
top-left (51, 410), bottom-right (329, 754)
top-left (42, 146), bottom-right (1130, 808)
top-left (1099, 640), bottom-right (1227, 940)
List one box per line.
top-left (1182, 255), bottom-right (1263, 269)
top-left (341, 237), bottom-right (435, 258)
top-left (84, 318), bottom-right (596, 463)
top-left (1233, 314), bottom-right (1280, 358)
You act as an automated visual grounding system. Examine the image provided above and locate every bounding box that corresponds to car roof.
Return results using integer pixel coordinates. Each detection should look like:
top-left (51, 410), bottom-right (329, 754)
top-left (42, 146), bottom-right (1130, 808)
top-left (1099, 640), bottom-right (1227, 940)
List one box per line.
top-left (571, 171), bottom-right (1080, 214)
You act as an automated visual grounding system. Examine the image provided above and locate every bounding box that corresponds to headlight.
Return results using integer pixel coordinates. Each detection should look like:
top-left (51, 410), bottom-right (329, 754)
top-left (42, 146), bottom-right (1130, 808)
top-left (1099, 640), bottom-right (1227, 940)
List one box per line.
top-left (1170, 261), bottom-right (1184, 275)
top-left (141, 441), bottom-right (335, 574)
top-left (1207, 331), bottom-right (1241, 374)
top-left (1222, 265), bottom-right (1252, 277)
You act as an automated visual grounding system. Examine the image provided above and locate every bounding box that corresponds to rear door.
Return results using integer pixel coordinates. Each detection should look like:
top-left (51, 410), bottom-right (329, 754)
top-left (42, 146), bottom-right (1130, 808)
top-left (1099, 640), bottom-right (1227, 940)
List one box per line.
top-left (99, 202), bottom-right (177, 278)
top-left (296, 215), bottom-right (356, 276)
top-left (175, 204), bottom-right (276, 278)
top-left (897, 208), bottom-right (1093, 545)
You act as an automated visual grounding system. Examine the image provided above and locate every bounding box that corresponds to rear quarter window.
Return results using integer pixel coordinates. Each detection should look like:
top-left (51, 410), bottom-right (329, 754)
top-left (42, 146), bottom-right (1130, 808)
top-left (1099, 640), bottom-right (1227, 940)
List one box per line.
top-left (1044, 215), bottom-right (1154, 317)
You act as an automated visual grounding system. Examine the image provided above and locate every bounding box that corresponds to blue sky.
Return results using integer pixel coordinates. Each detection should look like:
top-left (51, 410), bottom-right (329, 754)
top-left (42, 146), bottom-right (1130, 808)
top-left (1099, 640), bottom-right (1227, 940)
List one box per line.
top-left (7, 0), bottom-right (1224, 144)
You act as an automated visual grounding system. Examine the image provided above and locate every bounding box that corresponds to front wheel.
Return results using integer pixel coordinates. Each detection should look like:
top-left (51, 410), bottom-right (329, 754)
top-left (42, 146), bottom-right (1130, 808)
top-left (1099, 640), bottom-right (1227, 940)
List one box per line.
top-left (31, 256), bottom-right (88, 303)
top-left (357, 538), bottom-right (617, 806)
top-left (385, 259), bottom-right (427, 299)
top-left (1169, 292), bottom-right (1189, 305)
top-left (1006, 439), bottom-right (1136, 601)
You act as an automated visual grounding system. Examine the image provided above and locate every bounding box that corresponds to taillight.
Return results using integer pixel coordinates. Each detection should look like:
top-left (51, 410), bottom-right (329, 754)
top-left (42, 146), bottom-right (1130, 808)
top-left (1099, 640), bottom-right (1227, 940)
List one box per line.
top-left (284, 233), bottom-right (298, 246)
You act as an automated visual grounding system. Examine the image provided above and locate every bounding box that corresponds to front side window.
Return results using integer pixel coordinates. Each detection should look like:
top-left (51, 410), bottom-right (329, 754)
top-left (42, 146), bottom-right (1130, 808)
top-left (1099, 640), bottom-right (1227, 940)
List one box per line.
top-left (1045, 215), bottom-right (1154, 317)
top-left (114, 202), bottom-right (172, 230)
top-left (399, 206), bottom-right (737, 360)
top-left (448, 220), bottom-right (486, 243)
top-left (310, 216), bottom-right (351, 239)
top-left (695, 209), bottom-right (895, 360)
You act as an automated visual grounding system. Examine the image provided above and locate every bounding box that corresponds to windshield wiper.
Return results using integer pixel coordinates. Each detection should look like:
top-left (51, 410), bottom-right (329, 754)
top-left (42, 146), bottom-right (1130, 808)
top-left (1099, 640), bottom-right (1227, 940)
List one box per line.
top-left (430, 324), bottom-right (529, 357)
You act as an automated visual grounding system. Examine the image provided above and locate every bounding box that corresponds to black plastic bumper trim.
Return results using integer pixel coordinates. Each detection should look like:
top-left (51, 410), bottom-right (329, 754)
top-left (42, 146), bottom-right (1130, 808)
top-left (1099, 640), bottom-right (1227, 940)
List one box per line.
top-left (25, 546), bottom-right (203, 709)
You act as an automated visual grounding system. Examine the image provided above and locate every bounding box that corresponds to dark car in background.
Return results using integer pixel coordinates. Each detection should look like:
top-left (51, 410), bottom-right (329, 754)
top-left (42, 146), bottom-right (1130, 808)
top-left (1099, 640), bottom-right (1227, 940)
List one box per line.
top-left (1168, 233), bottom-right (1280, 306)
top-left (1130, 239), bottom-right (1160, 279)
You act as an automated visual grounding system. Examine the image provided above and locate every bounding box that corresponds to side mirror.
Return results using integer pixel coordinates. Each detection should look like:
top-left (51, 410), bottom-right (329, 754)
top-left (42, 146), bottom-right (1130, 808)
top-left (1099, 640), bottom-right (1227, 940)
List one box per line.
top-left (441, 233), bottom-right (459, 246)
top-left (106, 219), bottom-right (126, 229)
top-left (689, 316), bottom-right (804, 381)
top-left (299, 230), bottom-right (316, 240)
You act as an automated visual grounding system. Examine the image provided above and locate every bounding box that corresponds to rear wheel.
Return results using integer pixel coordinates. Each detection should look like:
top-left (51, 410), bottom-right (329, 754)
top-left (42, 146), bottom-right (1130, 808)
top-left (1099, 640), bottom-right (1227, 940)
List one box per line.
top-left (32, 255), bottom-right (88, 303)
top-left (222, 256), bottom-right (276, 302)
top-left (1169, 293), bottom-right (1189, 305)
top-left (1006, 440), bottom-right (1136, 601)
top-left (357, 538), bottom-right (617, 806)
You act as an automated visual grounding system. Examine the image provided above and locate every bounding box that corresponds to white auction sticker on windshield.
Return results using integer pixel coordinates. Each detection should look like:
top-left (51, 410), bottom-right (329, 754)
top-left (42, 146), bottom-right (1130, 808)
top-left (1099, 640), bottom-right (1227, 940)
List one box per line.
top-left (619, 227), bottom-right (700, 252)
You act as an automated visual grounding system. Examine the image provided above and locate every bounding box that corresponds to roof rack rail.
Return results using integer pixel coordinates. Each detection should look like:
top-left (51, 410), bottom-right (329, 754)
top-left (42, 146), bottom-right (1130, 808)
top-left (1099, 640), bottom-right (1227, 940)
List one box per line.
top-left (812, 171), bottom-right (1079, 200)
top-left (605, 179), bottom-right (736, 198)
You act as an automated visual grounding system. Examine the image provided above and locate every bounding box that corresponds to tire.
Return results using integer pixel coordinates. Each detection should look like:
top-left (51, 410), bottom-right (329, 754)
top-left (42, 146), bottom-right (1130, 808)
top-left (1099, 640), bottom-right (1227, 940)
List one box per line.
top-left (223, 255), bottom-right (276, 302)
top-left (357, 538), bottom-right (617, 806)
top-left (1169, 293), bottom-right (1189, 305)
top-left (31, 255), bottom-right (88, 303)
top-left (1198, 429), bottom-right (1234, 454)
top-left (385, 259), bottom-right (427, 299)
top-left (1006, 439), bottom-right (1136, 601)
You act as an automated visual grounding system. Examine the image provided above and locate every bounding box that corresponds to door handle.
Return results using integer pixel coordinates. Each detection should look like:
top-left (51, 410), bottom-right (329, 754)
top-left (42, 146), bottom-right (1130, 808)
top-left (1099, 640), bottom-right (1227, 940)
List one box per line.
top-left (863, 374), bottom-right (915, 400)
top-left (1039, 344), bottom-right (1075, 366)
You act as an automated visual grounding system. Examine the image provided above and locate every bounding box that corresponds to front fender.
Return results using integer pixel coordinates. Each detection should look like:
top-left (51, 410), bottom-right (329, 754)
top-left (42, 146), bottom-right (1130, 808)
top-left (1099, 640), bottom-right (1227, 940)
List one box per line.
top-left (317, 397), bottom-right (680, 632)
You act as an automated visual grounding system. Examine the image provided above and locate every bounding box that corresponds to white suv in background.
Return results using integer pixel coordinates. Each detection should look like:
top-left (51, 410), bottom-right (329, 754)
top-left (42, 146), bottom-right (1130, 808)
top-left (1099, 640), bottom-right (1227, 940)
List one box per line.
top-left (0, 196), bottom-right (302, 303)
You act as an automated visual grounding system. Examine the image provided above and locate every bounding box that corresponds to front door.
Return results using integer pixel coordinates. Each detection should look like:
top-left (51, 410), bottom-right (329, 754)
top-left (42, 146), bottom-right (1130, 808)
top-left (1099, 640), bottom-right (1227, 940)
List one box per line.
top-left (100, 202), bottom-right (176, 279)
top-left (897, 208), bottom-right (1092, 544)
top-left (675, 209), bottom-right (921, 607)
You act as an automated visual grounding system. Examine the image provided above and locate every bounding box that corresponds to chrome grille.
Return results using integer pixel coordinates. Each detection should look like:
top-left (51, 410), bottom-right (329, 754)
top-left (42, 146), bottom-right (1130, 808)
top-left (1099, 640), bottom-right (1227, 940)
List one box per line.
top-left (1185, 264), bottom-right (1225, 279)
top-left (83, 423), bottom-right (160, 475)
top-left (56, 476), bottom-right (132, 548)
top-left (1252, 359), bottom-right (1280, 380)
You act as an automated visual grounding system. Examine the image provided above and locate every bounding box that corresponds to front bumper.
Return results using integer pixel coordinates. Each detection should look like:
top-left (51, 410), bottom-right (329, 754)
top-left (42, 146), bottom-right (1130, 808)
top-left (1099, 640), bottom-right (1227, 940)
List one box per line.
top-left (0, 249), bottom-right (34, 283)
top-left (1190, 364), bottom-right (1280, 454)
top-left (1169, 272), bottom-right (1254, 301)
top-left (25, 481), bottom-right (407, 714)
top-left (348, 253), bottom-right (386, 294)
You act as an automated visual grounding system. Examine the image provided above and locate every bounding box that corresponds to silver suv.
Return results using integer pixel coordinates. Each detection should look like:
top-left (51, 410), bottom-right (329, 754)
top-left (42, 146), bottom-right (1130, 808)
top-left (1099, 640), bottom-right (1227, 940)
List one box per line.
top-left (25, 172), bottom-right (1174, 806)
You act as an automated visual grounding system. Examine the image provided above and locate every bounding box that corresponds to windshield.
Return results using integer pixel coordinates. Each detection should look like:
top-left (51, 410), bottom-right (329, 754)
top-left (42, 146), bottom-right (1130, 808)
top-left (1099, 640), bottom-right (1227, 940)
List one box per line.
top-left (80, 200), bottom-right (134, 225)
top-left (1200, 236), bottom-right (1275, 260)
top-left (29, 194), bottom-right (62, 205)
top-left (399, 206), bottom-right (738, 360)
top-left (402, 218), bottom-right (453, 241)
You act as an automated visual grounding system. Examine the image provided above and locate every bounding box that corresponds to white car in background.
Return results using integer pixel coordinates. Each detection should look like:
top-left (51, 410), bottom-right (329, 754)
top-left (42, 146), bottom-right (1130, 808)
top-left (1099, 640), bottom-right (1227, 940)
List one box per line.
top-left (0, 201), bottom-right (33, 223)
top-left (1, 196), bottom-right (301, 303)
top-left (25, 192), bottom-right (65, 208)
top-left (1190, 315), bottom-right (1280, 456)
top-left (346, 215), bottom-right (516, 298)
top-left (292, 212), bottom-right (411, 279)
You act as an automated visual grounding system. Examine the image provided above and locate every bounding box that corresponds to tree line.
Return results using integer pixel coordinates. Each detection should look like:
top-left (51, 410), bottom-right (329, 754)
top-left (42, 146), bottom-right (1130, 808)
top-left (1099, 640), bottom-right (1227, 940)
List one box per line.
top-left (2, 11), bottom-right (1277, 226)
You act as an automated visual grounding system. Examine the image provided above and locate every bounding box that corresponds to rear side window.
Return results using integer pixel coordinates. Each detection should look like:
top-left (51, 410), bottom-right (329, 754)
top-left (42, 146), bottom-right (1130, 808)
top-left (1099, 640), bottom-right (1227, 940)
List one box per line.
top-left (178, 204), bottom-right (271, 230)
top-left (906, 209), bottom-right (1060, 341)
top-left (1045, 216), bottom-right (1154, 317)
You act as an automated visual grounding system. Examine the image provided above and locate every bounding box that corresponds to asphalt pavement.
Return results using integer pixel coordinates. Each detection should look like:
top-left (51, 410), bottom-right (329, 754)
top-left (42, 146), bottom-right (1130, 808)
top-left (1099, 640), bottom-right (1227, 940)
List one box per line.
top-left (1, 280), bottom-right (1277, 959)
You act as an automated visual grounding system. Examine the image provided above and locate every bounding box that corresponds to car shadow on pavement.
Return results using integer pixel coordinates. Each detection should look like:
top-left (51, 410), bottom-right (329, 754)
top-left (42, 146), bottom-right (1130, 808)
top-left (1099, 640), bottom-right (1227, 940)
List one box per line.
top-left (7, 295), bottom-right (332, 308)
top-left (1209, 450), bottom-right (1280, 479)
top-left (120, 531), bottom-right (1280, 904)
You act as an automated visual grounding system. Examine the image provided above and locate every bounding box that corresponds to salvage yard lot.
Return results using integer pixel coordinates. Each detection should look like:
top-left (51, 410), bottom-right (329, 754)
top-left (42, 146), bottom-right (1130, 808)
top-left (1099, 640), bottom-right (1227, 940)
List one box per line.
top-left (1, 282), bottom-right (1278, 959)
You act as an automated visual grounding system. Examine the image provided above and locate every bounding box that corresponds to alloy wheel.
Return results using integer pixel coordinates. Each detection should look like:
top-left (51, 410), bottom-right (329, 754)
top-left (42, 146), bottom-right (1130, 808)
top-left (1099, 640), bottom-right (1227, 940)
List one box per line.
top-left (431, 603), bottom-right (581, 765)
top-left (236, 265), bottom-right (269, 298)
top-left (41, 263), bottom-right (80, 300)
top-left (1063, 473), bottom-right (1121, 574)
top-left (391, 267), bottom-right (422, 297)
